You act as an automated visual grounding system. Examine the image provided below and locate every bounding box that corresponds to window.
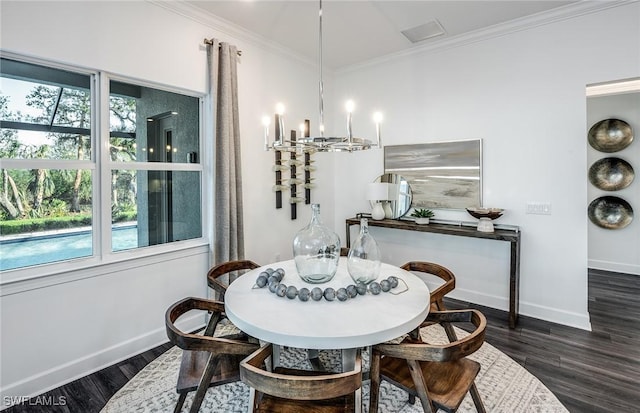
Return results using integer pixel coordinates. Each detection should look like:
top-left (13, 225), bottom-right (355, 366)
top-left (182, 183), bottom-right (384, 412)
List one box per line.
top-left (108, 80), bottom-right (202, 251)
top-left (0, 56), bottom-right (203, 272)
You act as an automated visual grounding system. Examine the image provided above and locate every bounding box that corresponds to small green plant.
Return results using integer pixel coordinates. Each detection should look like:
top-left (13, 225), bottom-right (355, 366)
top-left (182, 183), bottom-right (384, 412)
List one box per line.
top-left (411, 208), bottom-right (434, 218)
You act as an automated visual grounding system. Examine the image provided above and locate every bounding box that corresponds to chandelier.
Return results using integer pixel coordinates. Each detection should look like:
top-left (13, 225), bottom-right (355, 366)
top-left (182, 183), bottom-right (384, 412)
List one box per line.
top-left (262, 0), bottom-right (383, 153)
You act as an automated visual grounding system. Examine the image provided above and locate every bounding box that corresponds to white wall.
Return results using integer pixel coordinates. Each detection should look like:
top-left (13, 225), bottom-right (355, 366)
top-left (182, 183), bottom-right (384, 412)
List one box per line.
top-left (332, 2), bottom-right (640, 329)
top-left (1, 0), bottom-right (639, 407)
top-left (587, 92), bottom-right (640, 275)
top-left (0, 249), bottom-right (209, 407)
top-left (0, 0), bottom-right (331, 406)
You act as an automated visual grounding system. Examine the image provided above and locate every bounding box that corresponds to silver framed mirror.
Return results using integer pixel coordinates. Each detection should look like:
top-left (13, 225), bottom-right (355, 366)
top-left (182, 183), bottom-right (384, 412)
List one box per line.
top-left (370, 173), bottom-right (412, 219)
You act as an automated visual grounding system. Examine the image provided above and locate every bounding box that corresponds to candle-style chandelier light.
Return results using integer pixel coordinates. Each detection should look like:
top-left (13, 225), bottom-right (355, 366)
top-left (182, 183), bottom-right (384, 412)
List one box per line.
top-left (262, 0), bottom-right (383, 153)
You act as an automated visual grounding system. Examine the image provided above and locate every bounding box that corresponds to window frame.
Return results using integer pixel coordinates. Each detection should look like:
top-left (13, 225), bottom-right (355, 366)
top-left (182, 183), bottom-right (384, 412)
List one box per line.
top-left (0, 52), bottom-right (208, 287)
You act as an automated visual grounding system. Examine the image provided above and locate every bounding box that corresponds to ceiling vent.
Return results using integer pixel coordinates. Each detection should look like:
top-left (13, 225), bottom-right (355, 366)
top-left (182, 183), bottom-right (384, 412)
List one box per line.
top-left (401, 20), bottom-right (446, 43)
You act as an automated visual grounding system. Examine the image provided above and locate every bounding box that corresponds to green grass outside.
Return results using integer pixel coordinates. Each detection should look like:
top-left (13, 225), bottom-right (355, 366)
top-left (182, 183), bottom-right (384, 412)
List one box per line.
top-left (0, 211), bottom-right (136, 236)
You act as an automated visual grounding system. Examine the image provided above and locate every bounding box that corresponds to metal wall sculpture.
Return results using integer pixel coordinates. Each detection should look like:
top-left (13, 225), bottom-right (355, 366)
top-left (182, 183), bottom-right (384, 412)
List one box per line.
top-left (587, 118), bottom-right (634, 230)
top-left (588, 157), bottom-right (634, 191)
top-left (273, 119), bottom-right (314, 220)
top-left (588, 196), bottom-right (634, 229)
top-left (588, 118), bottom-right (634, 152)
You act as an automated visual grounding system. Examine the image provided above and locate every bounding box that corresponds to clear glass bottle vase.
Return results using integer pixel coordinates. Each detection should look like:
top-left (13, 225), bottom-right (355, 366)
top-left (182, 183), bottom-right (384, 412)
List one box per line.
top-left (292, 204), bottom-right (341, 283)
top-left (347, 218), bottom-right (381, 284)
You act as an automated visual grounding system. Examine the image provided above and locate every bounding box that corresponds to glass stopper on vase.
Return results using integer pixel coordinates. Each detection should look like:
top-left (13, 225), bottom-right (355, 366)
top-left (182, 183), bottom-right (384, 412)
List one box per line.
top-left (347, 218), bottom-right (381, 285)
top-left (292, 203), bottom-right (341, 283)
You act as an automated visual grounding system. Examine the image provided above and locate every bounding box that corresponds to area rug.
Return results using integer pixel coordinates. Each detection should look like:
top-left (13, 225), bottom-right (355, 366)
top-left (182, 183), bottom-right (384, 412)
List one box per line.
top-left (101, 324), bottom-right (568, 413)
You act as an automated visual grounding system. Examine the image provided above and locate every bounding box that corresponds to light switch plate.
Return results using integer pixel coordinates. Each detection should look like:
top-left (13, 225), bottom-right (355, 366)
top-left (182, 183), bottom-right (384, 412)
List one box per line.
top-left (526, 202), bottom-right (552, 215)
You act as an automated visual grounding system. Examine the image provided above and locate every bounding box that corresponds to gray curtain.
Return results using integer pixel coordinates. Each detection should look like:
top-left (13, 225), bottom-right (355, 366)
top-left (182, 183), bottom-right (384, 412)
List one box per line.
top-left (207, 39), bottom-right (244, 264)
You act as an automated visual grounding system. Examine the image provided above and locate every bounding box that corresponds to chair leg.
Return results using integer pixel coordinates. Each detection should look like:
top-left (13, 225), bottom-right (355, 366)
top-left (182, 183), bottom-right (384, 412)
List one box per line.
top-left (369, 352), bottom-right (381, 413)
top-left (470, 383), bottom-right (486, 413)
top-left (174, 392), bottom-right (187, 413)
top-left (408, 327), bottom-right (420, 341)
top-left (442, 322), bottom-right (458, 342)
top-left (203, 311), bottom-right (221, 337)
top-left (308, 349), bottom-right (323, 371)
top-left (188, 354), bottom-right (218, 413)
top-left (435, 300), bottom-right (459, 343)
top-left (407, 360), bottom-right (435, 413)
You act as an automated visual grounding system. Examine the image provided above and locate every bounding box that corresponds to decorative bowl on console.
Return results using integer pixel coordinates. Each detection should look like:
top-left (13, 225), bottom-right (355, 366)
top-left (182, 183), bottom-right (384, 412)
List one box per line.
top-left (466, 207), bottom-right (504, 232)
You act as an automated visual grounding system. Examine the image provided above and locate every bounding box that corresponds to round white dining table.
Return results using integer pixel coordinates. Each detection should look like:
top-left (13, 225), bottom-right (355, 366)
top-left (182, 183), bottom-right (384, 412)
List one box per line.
top-left (224, 258), bottom-right (430, 352)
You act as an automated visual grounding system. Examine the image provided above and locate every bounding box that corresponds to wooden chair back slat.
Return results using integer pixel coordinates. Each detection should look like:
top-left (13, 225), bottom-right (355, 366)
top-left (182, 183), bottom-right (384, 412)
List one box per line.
top-left (207, 260), bottom-right (260, 300)
top-left (241, 343), bottom-right (363, 412)
top-left (400, 261), bottom-right (455, 311)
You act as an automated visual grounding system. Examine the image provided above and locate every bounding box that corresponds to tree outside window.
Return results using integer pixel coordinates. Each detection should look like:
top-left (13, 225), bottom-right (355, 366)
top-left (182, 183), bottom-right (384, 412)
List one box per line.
top-left (0, 57), bottom-right (202, 271)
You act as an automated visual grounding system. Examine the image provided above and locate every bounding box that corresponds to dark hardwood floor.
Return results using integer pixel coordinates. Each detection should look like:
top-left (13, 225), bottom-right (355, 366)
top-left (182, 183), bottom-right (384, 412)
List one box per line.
top-left (4, 269), bottom-right (639, 413)
top-left (447, 268), bottom-right (640, 413)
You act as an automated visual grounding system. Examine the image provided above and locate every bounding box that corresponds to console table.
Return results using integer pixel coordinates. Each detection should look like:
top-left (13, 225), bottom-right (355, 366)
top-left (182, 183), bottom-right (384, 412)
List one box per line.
top-left (345, 217), bottom-right (521, 328)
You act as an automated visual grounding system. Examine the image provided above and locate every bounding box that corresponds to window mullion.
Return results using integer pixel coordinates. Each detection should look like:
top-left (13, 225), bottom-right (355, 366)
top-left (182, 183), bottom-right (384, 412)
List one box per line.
top-left (105, 161), bottom-right (203, 172)
top-left (0, 159), bottom-right (95, 170)
top-left (97, 72), bottom-right (112, 258)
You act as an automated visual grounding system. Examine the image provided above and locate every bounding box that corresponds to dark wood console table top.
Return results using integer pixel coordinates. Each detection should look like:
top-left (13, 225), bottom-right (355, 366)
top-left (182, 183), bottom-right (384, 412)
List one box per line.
top-left (345, 217), bottom-right (521, 328)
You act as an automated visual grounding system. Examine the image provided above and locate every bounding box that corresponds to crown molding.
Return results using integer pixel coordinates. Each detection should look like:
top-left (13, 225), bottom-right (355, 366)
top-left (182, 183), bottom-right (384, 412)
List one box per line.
top-left (339, 0), bottom-right (637, 74)
top-left (149, 0), bottom-right (635, 75)
top-left (587, 78), bottom-right (640, 96)
top-left (147, 0), bottom-right (318, 70)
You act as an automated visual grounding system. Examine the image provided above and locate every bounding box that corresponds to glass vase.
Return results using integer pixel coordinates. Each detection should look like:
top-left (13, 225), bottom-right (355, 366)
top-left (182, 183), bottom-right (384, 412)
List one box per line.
top-left (292, 204), bottom-right (341, 283)
top-left (347, 218), bottom-right (381, 284)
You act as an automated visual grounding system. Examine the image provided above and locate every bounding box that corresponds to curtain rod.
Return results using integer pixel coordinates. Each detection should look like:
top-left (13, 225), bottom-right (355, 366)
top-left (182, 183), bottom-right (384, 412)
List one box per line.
top-left (203, 38), bottom-right (242, 56)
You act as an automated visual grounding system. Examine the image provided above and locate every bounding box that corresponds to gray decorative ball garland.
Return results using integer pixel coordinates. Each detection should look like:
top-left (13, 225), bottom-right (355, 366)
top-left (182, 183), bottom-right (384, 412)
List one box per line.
top-left (253, 267), bottom-right (407, 301)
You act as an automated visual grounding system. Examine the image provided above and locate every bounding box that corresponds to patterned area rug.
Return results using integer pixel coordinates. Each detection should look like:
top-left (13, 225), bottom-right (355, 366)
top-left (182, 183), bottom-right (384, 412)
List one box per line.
top-left (101, 324), bottom-right (568, 413)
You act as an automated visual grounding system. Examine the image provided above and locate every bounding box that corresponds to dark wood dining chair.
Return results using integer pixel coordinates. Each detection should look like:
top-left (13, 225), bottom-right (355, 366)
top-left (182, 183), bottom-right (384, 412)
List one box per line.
top-left (205, 259), bottom-right (260, 336)
top-left (400, 261), bottom-right (457, 342)
top-left (400, 261), bottom-right (455, 312)
top-left (340, 247), bottom-right (350, 257)
top-left (241, 343), bottom-right (363, 413)
top-left (369, 309), bottom-right (487, 413)
top-left (166, 297), bottom-right (260, 413)
top-left (207, 259), bottom-right (260, 301)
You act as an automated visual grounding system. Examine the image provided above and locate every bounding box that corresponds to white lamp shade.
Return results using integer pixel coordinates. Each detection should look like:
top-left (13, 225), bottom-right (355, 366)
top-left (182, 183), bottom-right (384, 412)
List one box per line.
top-left (367, 183), bottom-right (389, 201)
top-left (386, 183), bottom-right (399, 200)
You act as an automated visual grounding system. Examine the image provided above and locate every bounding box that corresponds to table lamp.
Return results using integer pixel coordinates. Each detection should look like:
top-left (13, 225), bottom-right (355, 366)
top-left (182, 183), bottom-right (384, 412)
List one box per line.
top-left (384, 183), bottom-right (399, 218)
top-left (367, 183), bottom-right (388, 220)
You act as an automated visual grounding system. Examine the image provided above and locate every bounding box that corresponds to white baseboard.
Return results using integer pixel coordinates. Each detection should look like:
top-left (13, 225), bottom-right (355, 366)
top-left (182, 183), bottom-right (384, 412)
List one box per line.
top-left (450, 288), bottom-right (592, 331)
top-left (0, 314), bottom-right (204, 411)
top-left (588, 259), bottom-right (640, 275)
top-left (519, 302), bottom-right (592, 331)
top-left (448, 288), bottom-right (509, 312)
